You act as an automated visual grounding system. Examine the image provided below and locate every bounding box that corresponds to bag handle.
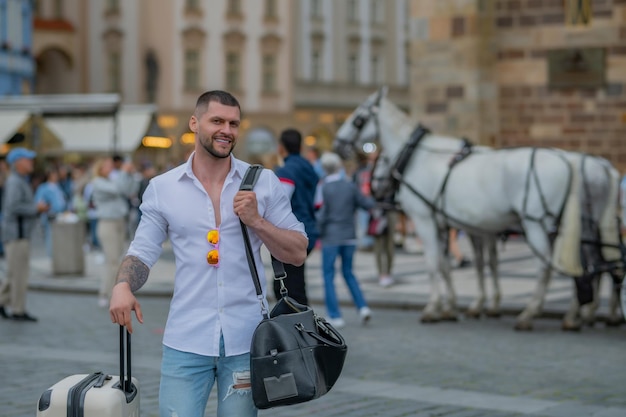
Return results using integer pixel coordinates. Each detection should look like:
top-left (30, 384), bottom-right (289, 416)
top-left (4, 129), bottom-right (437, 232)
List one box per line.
top-left (295, 320), bottom-right (347, 349)
top-left (118, 325), bottom-right (132, 393)
top-left (239, 165), bottom-right (287, 318)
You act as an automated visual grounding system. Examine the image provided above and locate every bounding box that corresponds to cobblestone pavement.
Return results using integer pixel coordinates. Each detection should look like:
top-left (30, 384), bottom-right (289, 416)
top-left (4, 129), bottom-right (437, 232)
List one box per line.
top-left (2, 234), bottom-right (626, 416)
top-left (1, 289), bottom-right (625, 417)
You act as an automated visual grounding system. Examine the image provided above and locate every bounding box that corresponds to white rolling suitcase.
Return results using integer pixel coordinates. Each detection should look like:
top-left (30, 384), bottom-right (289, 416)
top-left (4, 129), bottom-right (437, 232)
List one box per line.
top-left (36, 326), bottom-right (140, 417)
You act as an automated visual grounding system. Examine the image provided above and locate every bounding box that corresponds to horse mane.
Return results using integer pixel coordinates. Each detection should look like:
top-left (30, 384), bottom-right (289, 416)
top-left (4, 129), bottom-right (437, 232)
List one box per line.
top-left (379, 97), bottom-right (414, 140)
top-left (380, 97), bottom-right (469, 152)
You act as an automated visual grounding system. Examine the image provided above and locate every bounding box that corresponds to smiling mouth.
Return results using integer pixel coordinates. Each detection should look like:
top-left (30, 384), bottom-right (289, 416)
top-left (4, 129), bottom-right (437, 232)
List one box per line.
top-left (214, 136), bottom-right (232, 144)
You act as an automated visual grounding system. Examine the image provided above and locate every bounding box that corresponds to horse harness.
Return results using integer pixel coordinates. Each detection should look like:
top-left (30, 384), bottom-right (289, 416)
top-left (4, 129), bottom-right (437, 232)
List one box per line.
top-left (378, 124), bottom-right (574, 245)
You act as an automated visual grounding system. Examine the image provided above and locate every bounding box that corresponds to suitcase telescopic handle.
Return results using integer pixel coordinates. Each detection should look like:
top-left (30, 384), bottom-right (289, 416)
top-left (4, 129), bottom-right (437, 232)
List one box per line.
top-left (119, 325), bottom-right (132, 393)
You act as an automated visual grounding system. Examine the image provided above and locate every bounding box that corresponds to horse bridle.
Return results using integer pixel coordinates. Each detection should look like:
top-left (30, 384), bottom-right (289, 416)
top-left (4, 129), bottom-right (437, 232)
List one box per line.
top-left (334, 95), bottom-right (382, 159)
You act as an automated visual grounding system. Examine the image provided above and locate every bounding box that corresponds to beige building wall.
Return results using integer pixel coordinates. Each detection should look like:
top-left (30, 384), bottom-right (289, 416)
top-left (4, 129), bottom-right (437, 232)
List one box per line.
top-left (81, 0), bottom-right (295, 164)
top-left (31, 0), bottom-right (412, 165)
top-left (409, 0), bottom-right (498, 146)
top-left (32, 0), bottom-right (86, 94)
top-left (293, 0), bottom-right (411, 153)
top-left (493, 0), bottom-right (626, 171)
top-left (409, 0), bottom-right (626, 172)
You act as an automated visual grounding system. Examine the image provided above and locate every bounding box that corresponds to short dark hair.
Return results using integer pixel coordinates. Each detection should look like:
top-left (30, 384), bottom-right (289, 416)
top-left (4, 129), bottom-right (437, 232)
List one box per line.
top-left (195, 90), bottom-right (241, 116)
top-left (280, 128), bottom-right (302, 155)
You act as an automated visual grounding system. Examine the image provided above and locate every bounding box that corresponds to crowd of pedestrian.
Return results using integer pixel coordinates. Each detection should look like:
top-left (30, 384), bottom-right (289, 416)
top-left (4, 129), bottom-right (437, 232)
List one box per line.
top-left (0, 148), bottom-right (169, 320)
top-left (0, 89), bottom-right (481, 416)
top-left (0, 147), bottom-right (471, 322)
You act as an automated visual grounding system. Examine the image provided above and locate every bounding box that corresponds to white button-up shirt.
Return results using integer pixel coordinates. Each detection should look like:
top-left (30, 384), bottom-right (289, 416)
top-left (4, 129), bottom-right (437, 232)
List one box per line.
top-left (127, 154), bottom-right (306, 357)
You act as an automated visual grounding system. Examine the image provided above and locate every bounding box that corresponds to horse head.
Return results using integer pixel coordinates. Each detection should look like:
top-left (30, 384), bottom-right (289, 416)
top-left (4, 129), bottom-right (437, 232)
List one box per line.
top-left (333, 87), bottom-right (387, 159)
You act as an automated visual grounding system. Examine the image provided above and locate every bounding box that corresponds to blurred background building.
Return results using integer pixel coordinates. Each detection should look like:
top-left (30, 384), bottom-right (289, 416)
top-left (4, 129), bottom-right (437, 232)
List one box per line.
top-left (410, 0), bottom-right (626, 170)
top-left (0, 0), bottom-right (410, 169)
top-left (0, 0), bottom-right (625, 171)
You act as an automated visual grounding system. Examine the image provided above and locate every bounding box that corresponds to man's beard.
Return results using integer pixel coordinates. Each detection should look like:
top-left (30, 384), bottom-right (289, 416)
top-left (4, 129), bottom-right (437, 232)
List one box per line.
top-left (201, 135), bottom-right (235, 159)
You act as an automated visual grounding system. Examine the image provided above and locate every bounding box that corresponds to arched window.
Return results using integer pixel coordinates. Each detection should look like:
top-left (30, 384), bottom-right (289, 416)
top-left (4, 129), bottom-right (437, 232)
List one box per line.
top-left (348, 54), bottom-right (359, 84)
top-left (565, 0), bottom-right (591, 25)
top-left (184, 49), bottom-right (200, 91)
top-left (226, 52), bottom-right (241, 91)
top-left (347, 0), bottom-right (358, 22)
top-left (262, 54), bottom-right (276, 92)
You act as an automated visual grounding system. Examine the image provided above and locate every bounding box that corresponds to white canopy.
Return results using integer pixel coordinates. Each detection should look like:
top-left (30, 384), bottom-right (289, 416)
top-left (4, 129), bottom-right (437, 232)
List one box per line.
top-left (0, 110), bottom-right (30, 142)
top-left (44, 105), bottom-right (153, 154)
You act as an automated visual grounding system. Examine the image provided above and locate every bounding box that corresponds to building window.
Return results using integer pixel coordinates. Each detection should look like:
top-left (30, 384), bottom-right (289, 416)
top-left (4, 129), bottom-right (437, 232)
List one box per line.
top-left (371, 0), bottom-right (385, 23)
top-left (107, 0), bottom-right (120, 14)
top-left (311, 51), bottom-right (321, 81)
top-left (227, 0), bottom-right (241, 15)
top-left (54, 0), bottom-right (63, 18)
top-left (185, 0), bottom-right (202, 13)
top-left (348, 54), bottom-right (358, 84)
top-left (262, 54), bottom-right (276, 92)
top-left (311, 0), bottom-right (321, 18)
top-left (347, 0), bottom-right (358, 22)
top-left (264, 0), bottom-right (277, 19)
top-left (371, 55), bottom-right (383, 84)
top-left (108, 52), bottom-right (121, 93)
top-left (404, 0), bottom-right (410, 28)
top-left (405, 45), bottom-right (411, 85)
top-left (226, 52), bottom-right (241, 91)
top-left (565, 0), bottom-right (591, 25)
top-left (33, 0), bottom-right (42, 17)
top-left (184, 49), bottom-right (200, 91)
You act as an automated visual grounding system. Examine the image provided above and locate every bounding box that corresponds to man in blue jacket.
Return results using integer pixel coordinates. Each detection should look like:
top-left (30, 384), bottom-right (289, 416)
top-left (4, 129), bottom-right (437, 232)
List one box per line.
top-left (274, 129), bottom-right (320, 305)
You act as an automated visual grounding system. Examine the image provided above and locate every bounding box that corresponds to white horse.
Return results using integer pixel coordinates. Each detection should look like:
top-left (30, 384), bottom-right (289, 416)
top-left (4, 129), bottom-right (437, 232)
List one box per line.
top-left (557, 153), bottom-right (623, 328)
top-left (404, 153), bottom-right (624, 330)
top-left (334, 88), bottom-right (584, 330)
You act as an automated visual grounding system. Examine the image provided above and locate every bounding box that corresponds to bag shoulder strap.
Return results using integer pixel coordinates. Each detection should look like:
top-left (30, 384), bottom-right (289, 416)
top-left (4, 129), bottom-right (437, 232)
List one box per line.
top-left (239, 165), bottom-right (286, 314)
top-left (240, 164), bottom-right (264, 191)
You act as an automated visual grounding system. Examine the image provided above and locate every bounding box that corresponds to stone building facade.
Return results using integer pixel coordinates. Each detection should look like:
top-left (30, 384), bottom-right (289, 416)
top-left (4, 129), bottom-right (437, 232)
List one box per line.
top-left (410, 0), bottom-right (626, 172)
top-left (20, 0), bottom-right (410, 167)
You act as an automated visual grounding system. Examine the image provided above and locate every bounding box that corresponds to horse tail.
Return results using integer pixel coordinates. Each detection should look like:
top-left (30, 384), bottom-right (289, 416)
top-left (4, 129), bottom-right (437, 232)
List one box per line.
top-left (599, 163), bottom-right (621, 262)
top-left (552, 156), bottom-right (583, 277)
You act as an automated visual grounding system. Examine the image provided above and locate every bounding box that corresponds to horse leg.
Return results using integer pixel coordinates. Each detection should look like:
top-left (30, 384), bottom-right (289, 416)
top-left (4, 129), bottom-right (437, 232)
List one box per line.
top-left (562, 273), bottom-right (602, 331)
top-left (415, 220), bottom-right (444, 323)
top-left (486, 236), bottom-right (502, 318)
top-left (438, 235), bottom-right (459, 321)
top-left (562, 281), bottom-right (583, 331)
top-left (606, 271), bottom-right (625, 327)
top-left (579, 275), bottom-right (601, 326)
top-left (515, 224), bottom-right (553, 331)
top-left (466, 234), bottom-right (486, 319)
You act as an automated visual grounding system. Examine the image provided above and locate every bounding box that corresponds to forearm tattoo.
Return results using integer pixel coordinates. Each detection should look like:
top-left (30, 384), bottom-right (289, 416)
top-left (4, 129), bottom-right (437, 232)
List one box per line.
top-left (116, 255), bottom-right (150, 292)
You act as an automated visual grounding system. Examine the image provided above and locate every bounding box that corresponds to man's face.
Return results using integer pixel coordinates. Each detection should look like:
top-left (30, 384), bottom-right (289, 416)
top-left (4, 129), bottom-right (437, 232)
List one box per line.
top-left (14, 158), bottom-right (34, 175)
top-left (190, 101), bottom-right (241, 159)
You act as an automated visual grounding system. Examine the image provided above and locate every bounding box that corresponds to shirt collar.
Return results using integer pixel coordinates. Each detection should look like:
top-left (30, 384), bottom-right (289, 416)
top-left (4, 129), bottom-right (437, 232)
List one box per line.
top-left (177, 151), bottom-right (247, 183)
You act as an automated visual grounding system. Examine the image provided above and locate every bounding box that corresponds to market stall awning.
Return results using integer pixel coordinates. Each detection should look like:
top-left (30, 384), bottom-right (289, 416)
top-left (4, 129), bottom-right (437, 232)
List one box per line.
top-left (44, 105), bottom-right (154, 154)
top-left (0, 110), bottom-right (31, 143)
top-left (45, 116), bottom-right (114, 153)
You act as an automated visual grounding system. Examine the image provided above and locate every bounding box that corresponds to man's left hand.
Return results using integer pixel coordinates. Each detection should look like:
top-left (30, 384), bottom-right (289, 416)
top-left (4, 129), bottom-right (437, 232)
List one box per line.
top-left (233, 191), bottom-right (262, 227)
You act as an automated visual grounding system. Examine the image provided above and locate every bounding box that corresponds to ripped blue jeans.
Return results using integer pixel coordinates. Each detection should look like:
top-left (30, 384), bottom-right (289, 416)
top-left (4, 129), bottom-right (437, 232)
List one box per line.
top-left (159, 336), bottom-right (256, 417)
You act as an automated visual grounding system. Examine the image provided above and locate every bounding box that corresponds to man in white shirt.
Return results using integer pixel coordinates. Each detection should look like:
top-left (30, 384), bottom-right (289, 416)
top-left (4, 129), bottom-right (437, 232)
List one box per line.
top-left (109, 90), bottom-right (308, 417)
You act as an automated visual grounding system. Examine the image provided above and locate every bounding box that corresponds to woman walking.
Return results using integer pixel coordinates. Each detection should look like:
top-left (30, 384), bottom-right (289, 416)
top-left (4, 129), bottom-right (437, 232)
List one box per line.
top-left (317, 152), bottom-right (375, 328)
top-left (90, 157), bottom-right (136, 308)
